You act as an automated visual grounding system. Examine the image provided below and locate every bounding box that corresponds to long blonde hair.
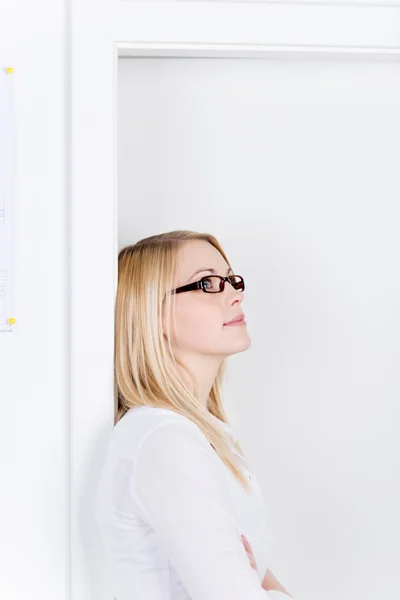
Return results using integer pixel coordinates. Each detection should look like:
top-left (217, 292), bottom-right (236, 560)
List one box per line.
top-left (114, 229), bottom-right (251, 492)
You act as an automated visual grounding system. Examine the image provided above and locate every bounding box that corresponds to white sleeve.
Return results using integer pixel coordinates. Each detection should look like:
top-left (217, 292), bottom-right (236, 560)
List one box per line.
top-left (133, 421), bottom-right (294, 600)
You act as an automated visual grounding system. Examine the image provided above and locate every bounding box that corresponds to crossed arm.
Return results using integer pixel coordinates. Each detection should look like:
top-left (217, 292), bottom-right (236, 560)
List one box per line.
top-left (242, 535), bottom-right (293, 597)
top-left (134, 422), bottom-right (295, 599)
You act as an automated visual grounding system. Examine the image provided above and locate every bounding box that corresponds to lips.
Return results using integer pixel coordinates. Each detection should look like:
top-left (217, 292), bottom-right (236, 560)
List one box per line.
top-left (224, 314), bottom-right (245, 325)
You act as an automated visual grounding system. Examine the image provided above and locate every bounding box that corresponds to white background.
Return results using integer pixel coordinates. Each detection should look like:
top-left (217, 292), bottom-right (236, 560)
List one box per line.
top-left (1, 1), bottom-right (400, 599)
top-left (118, 56), bottom-right (400, 600)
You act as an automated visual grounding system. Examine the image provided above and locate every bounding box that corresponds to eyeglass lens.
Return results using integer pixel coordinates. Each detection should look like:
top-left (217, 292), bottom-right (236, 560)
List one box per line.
top-left (202, 276), bottom-right (244, 293)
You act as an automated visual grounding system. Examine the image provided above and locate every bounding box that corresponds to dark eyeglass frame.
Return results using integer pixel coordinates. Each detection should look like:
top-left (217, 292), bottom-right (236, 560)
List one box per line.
top-left (171, 274), bottom-right (245, 295)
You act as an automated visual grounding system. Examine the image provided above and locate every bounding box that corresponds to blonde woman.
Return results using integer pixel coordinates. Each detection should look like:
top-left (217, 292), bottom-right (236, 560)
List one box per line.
top-left (95, 230), bottom-right (294, 599)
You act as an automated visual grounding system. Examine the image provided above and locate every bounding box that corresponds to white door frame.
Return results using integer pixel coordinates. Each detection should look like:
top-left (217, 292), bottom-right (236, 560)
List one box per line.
top-left (70, 2), bottom-right (400, 598)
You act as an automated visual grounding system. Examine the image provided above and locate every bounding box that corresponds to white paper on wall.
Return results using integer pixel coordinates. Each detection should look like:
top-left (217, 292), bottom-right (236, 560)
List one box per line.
top-left (0, 68), bottom-right (14, 332)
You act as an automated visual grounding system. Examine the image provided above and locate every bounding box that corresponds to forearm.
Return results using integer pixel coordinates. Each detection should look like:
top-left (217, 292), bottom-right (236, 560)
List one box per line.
top-left (261, 569), bottom-right (293, 598)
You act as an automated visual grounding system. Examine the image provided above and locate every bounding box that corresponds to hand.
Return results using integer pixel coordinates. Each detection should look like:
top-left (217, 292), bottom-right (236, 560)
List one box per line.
top-left (262, 569), bottom-right (293, 598)
top-left (241, 534), bottom-right (259, 576)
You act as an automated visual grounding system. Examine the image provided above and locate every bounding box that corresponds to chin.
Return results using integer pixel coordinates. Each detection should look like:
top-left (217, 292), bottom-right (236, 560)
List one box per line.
top-left (225, 334), bottom-right (252, 356)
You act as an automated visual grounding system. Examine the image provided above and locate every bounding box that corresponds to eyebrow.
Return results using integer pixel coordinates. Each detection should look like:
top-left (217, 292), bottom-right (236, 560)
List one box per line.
top-left (187, 266), bottom-right (232, 283)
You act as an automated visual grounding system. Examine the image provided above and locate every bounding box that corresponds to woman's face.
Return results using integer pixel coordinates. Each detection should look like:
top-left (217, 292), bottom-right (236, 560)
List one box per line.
top-left (163, 240), bottom-right (251, 359)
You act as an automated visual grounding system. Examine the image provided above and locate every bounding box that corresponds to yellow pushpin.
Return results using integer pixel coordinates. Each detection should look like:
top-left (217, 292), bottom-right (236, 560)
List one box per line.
top-left (5, 67), bottom-right (14, 74)
top-left (8, 318), bottom-right (16, 325)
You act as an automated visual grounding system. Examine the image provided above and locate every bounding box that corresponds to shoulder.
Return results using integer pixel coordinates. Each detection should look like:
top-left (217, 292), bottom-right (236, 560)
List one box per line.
top-left (123, 405), bottom-right (203, 436)
top-left (112, 405), bottom-right (209, 459)
top-left (130, 409), bottom-right (232, 512)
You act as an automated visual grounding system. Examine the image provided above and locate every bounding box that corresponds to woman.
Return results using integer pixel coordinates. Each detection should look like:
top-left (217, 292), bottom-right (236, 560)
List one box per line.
top-left (95, 230), bottom-right (294, 599)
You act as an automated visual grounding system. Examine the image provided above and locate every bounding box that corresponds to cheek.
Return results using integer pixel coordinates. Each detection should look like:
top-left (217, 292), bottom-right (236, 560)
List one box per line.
top-left (174, 298), bottom-right (223, 344)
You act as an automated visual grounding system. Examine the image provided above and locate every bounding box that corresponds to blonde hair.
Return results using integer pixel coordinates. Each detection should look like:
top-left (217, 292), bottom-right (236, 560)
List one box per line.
top-left (114, 229), bottom-right (251, 492)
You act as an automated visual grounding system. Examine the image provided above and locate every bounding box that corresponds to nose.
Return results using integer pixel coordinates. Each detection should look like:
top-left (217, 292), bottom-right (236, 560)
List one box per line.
top-left (226, 282), bottom-right (244, 305)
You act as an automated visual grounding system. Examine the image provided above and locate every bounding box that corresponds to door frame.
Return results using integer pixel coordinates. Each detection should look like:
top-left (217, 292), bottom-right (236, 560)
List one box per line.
top-left (70, 2), bottom-right (400, 598)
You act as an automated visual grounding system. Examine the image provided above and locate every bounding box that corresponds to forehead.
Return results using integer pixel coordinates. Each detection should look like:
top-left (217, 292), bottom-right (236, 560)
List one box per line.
top-left (176, 240), bottom-right (229, 284)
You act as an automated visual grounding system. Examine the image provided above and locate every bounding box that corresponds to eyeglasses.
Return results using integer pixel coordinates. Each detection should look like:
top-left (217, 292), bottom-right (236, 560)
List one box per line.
top-left (171, 274), bottom-right (245, 295)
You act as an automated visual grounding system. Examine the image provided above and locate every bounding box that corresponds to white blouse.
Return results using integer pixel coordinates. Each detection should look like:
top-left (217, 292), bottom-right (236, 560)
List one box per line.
top-left (95, 405), bottom-right (294, 600)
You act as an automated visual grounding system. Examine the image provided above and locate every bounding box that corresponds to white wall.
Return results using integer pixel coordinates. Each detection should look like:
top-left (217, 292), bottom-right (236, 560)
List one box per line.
top-left (0, 2), bottom-right (69, 599)
top-left (118, 56), bottom-right (400, 599)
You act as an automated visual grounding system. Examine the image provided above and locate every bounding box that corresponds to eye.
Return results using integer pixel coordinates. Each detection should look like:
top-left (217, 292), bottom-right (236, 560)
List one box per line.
top-left (202, 277), bottom-right (213, 290)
